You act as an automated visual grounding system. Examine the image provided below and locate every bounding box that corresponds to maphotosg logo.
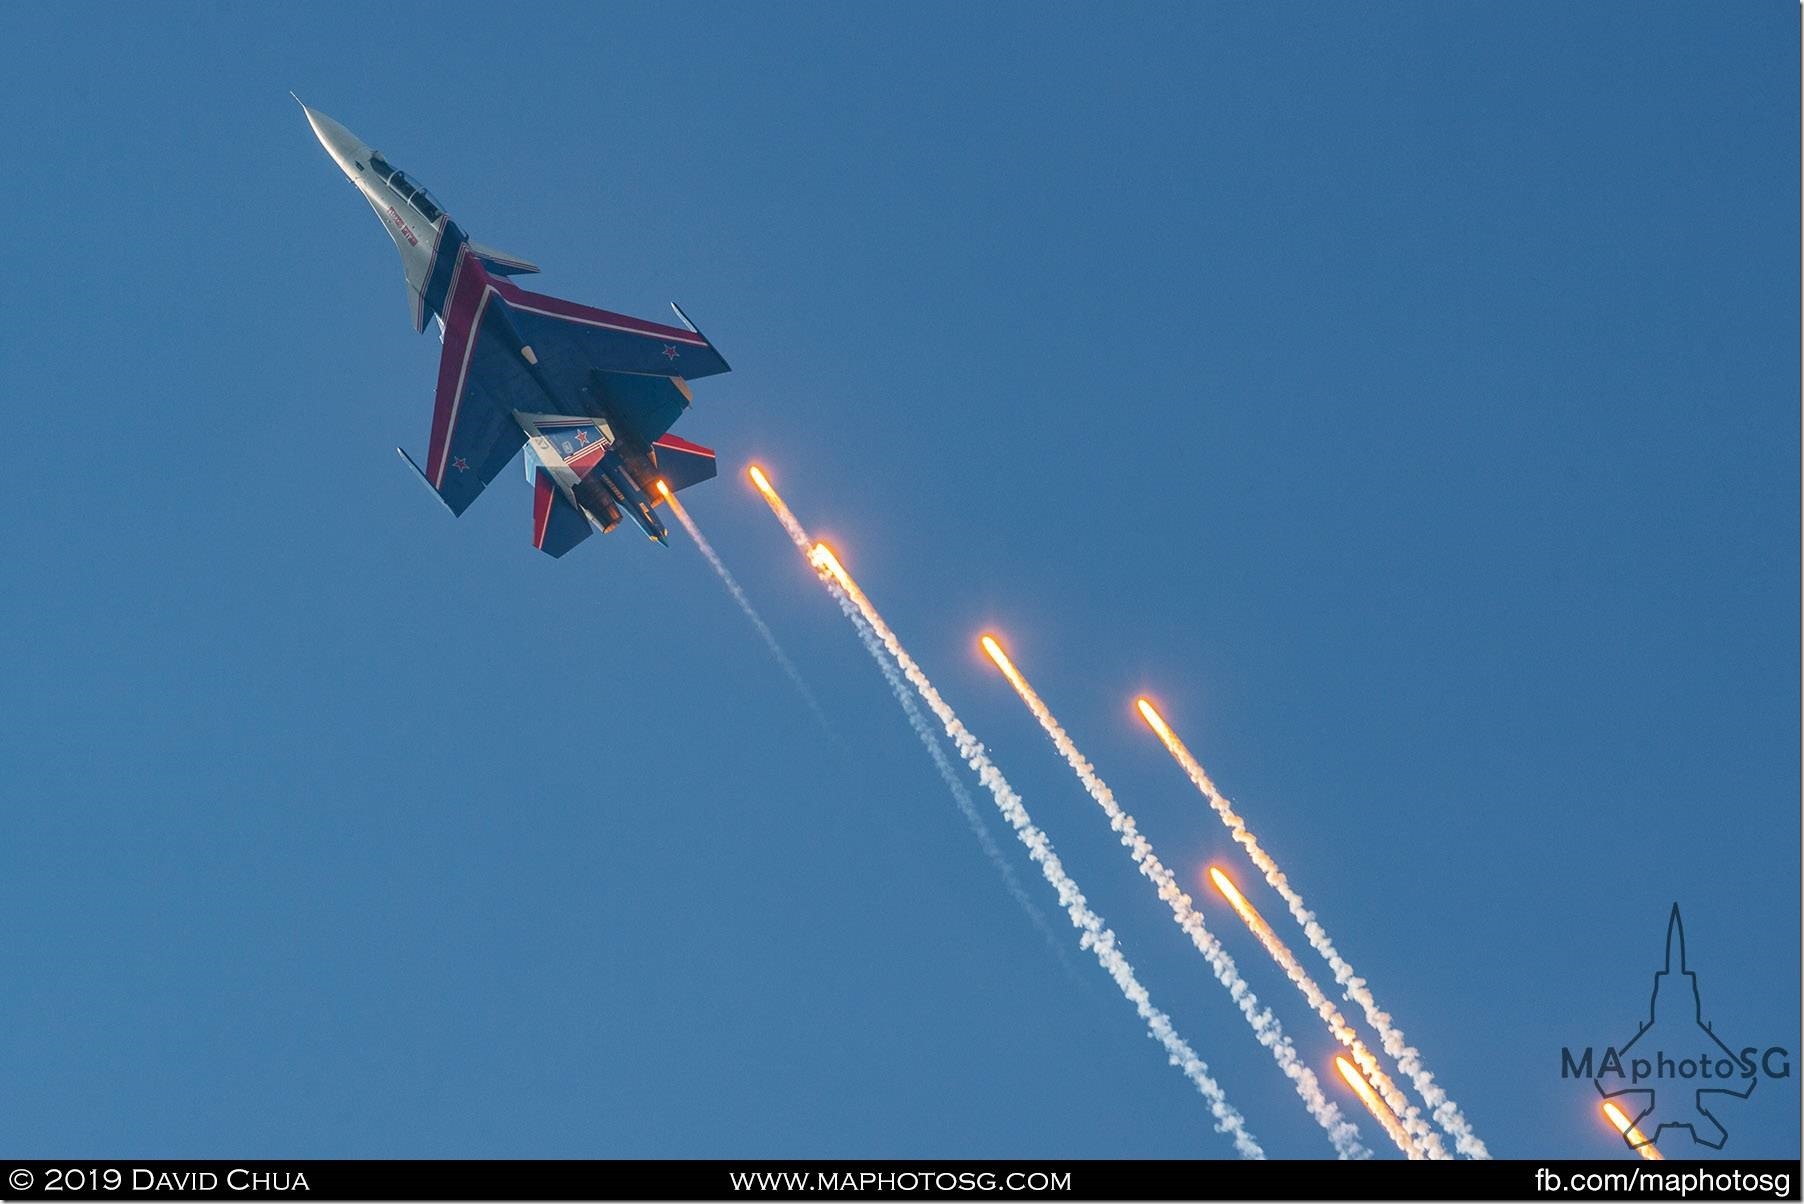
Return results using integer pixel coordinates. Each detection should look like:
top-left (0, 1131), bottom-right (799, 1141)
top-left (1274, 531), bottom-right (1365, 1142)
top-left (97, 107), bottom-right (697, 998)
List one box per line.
top-left (1561, 904), bottom-right (1791, 1153)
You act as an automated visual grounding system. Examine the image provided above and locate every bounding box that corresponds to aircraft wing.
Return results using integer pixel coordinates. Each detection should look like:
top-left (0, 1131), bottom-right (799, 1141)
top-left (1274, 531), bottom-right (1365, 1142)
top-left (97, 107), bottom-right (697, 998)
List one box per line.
top-left (492, 277), bottom-right (731, 382)
top-left (496, 278), bottom-right (729, 445)
top-left (407, 252), bottom-right (730, 517)
top-left (412, 263), bottom-right (540, 515)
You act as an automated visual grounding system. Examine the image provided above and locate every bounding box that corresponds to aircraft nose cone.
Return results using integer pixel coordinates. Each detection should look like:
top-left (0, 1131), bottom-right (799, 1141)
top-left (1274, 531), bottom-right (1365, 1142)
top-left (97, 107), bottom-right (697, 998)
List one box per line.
top-left (294, 98), bottom-right (366, 179)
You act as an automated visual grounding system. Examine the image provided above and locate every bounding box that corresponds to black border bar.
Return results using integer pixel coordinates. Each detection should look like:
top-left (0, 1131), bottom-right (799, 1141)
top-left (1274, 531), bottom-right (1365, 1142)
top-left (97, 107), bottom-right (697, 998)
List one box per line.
top-left (0, 1159), bottom-right (1797, 1202)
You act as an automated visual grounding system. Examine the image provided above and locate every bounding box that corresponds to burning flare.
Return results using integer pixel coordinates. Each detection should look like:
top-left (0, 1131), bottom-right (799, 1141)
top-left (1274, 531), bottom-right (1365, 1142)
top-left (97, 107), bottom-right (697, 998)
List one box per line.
top-left (1335, 1057), bottom-right (1416, 1158)
top-left (1207, 865), bottom-right (1439, 1158)
top-left (779, 527), bottom-right (1065, 959)
top-left (979, 634), bottom-right (1369, 1159)
top-left (1602, 1101), bottom-right (1664, 1161)
top-left (751, 472), bottom-right (1266, 1157)
top-left (1137, 696), bottom-right (1490, 1159)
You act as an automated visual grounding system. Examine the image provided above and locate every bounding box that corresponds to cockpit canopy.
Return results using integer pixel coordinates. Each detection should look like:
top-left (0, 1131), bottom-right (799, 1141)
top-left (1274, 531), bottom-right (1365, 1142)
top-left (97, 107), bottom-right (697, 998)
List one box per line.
top-left (366, 152), bottom-right (443, 224)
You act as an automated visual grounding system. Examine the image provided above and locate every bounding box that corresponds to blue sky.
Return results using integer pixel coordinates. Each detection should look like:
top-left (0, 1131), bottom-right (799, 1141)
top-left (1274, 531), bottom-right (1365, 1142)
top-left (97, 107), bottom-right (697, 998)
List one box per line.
top-left (1, 1), bottom-right (1795, 1160)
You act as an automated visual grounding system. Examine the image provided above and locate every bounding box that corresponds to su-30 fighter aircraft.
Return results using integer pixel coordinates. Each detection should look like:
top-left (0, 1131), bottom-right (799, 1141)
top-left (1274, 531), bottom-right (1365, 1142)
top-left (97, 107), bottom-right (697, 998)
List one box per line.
top-left (297, 99), bottom-right (730, 555)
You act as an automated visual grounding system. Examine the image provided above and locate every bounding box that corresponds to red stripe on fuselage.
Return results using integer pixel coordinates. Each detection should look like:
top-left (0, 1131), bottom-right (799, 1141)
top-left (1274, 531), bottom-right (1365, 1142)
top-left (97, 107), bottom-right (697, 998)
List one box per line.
top-left (426, 248), bottom-right (492, 486)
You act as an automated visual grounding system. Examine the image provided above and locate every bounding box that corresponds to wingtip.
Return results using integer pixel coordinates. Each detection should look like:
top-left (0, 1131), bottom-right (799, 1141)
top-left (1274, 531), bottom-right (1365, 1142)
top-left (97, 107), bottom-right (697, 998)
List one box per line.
top-left (396, 446), bottom-right (455, 515)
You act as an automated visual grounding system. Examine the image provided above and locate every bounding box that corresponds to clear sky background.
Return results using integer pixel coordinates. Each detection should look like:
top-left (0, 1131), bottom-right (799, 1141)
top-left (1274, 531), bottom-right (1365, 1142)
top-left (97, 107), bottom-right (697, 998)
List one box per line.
top-left (1, 1), bottom-right (1796, 1161)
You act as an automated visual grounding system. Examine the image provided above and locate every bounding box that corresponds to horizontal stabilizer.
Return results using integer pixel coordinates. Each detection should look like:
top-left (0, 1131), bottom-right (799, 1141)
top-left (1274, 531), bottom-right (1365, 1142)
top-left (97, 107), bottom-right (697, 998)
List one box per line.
top-left (651, 433), bottom-right (718, 494)
top-left (589, 369), bottom-right (693, 447)
top-left (532, 465), bottom-right (592, 557)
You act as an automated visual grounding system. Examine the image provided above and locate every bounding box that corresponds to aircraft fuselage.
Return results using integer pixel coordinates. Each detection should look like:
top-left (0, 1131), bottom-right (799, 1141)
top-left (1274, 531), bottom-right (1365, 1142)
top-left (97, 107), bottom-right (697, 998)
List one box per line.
top-left (300, 98), bottom-right (723, 555)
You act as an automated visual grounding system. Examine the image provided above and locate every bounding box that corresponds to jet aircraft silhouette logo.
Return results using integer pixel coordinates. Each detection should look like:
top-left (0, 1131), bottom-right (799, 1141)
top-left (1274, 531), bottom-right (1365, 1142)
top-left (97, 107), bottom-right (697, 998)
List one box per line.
top-left (1592, 905), bottom-right (1756, 1152)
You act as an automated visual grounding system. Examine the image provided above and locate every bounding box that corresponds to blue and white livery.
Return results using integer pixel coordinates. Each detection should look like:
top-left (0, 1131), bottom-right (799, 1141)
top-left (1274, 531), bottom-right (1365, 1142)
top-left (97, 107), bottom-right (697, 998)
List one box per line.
top-left (298, 99), bottom-right (729, 555)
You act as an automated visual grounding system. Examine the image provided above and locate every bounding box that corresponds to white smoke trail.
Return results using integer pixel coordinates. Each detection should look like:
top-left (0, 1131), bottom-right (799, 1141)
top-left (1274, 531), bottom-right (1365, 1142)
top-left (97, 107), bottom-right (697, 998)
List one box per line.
top-left (983, 645), bottom-right (1370, 1159)
top-left (753, 478), bottom-right (1263, 1156)
top-left (819, 574), bottom-right (1264, 1158)
top-left (1208, 868), bottom-right (1442, 1158)
top-left (663, 490), bottom-right (827, 728)
top-left (1141, 707), bottom-right (1490, 1159)
top-left (732, 477), bottom-right (1068, 957)
top-left (755, 471), bottom-right (815, 552)
top-left (842, 600), bottom-right (1074, 966)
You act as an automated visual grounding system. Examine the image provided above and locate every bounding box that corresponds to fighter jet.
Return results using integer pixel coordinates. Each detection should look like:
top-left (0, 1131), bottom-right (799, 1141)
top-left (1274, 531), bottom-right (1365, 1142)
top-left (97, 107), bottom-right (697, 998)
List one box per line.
top-left (297, 99), bottom-right (729, 554)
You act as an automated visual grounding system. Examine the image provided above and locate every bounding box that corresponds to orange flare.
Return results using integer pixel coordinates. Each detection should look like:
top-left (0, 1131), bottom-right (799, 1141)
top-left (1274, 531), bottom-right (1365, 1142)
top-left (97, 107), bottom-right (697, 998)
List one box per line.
top-left (1151, 702), bottom-right (1455, 1157)
top-left (1335, 1056), bottom-right (1385, 1111)
top-left (1208, 865), bottom-right (1251, 913)
top-left (1334, 1056), bottom-right (1415, 1155)
top-left (748, 464), bottom-right (774, 496)
top-left (981, 635), bottom-right (1045, 710)
top-left (811, 542), bottom-right (846, 579)
top-left (1602, 1101), bottom-right (1664, 1160)
top-left (1207, 864), bottom-right (1279, 932)
top-left (980, 635), bottom-right (1026, 687)
top-left (655, 479), bottom-right (672, 498)
top-left (1212, 873), bottom-right (1423, 1157)
top-left (1136, 697), bottom-right (1172, 738)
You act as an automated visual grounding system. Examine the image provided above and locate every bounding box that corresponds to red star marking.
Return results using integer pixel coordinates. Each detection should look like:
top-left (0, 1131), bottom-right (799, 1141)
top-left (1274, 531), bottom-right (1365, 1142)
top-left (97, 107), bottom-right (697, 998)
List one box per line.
top-left (452, 457), bottom-right (470, 472)
top-left (575, 430), bottom-right (590, 445)
top-left (662, 344), bottom-right (680, 360)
